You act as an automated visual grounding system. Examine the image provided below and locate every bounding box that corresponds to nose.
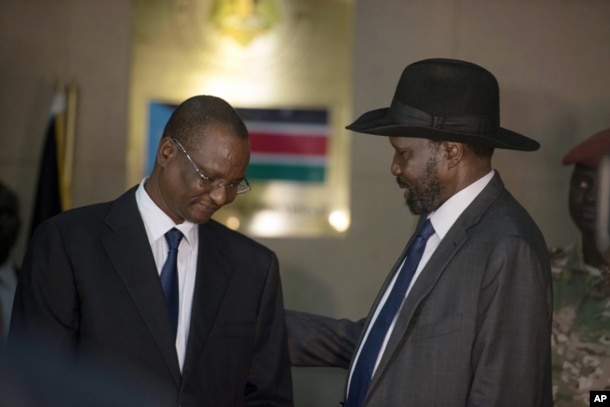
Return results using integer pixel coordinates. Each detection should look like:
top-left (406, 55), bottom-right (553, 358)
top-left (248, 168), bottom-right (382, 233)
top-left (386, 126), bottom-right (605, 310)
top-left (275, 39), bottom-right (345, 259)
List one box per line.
top-left (209, 185), bottom-right (231, 206)
top-left (390, 157), bottom-right (401, 176)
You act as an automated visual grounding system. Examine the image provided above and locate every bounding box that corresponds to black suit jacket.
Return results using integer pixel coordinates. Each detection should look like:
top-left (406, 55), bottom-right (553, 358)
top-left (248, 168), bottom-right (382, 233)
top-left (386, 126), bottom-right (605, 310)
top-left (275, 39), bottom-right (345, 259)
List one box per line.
top-left (10, 187), bottom-right (293, 406)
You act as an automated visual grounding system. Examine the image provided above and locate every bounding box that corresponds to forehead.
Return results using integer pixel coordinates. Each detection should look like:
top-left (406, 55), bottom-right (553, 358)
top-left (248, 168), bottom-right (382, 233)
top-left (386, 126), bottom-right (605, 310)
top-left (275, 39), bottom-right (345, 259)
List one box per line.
top-left (188, 124), bottom-right (246, 151)
top-left (572, 164), bottom-right (597, 180)
top-left (187, 126), bottom-right (249, 175)
top-left (389, 136), bottom-right (431, 149)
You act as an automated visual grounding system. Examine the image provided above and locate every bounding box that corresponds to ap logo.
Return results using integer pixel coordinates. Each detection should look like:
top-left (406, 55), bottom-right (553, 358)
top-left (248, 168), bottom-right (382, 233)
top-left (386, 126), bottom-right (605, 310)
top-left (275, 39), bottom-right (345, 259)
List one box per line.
top-left (591, 391), bottom-right (610, 405)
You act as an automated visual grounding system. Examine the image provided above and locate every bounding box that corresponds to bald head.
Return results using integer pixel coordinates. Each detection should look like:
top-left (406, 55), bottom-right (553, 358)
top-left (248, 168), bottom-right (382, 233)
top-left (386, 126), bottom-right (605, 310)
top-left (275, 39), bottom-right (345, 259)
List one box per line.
top-left (162, 95), bottom-right (249, 148)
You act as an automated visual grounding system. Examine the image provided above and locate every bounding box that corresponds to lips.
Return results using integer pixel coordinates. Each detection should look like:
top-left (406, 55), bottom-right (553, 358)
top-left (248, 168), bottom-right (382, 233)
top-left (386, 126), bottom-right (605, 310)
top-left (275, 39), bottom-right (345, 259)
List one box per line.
top-left (194, 199), bottom-right (216, 214)
top-left (396, 179), bottom-right (412, 201)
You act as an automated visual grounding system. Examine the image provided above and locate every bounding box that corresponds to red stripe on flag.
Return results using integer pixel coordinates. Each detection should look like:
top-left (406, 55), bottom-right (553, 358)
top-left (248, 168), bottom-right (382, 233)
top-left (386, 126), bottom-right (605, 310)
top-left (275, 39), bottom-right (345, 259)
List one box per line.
top-left (249, 132), bottom-right (327, 156)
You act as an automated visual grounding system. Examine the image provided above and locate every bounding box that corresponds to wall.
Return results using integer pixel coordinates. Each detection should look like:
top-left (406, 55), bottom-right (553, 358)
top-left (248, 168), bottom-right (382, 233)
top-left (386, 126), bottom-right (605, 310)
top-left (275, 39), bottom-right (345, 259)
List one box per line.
top-left (1, 0), bottom-right (610, 406)
top-left (0, 0), bottom-right (132, 259)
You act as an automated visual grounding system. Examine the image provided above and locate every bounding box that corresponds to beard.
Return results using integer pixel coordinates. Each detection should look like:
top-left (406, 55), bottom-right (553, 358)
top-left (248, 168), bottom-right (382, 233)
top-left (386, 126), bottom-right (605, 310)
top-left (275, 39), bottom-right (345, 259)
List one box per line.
top-left (401, 156), bottom-right (444, 215)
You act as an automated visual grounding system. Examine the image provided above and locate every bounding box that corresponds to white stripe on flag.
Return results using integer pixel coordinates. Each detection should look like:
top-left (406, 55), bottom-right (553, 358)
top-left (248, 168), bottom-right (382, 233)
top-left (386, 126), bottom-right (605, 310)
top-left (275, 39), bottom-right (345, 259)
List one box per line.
top-left (245, 121), bottom-right (329, 136)
top-left (250, 153), bottom-right (327, 166)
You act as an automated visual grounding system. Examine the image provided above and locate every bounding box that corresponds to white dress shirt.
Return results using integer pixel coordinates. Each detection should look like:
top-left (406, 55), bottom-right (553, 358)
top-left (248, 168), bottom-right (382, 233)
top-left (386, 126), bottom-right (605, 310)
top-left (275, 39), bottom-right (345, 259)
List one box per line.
top-left (135, 178), bottom-right (198, 371)
top-left (348, 170), bottom-right (495, 390)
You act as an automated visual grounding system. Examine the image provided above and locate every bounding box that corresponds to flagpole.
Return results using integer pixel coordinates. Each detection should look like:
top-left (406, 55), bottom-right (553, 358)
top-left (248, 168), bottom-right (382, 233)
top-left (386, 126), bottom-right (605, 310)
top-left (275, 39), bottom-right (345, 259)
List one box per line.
top-left (62, 82), bottom-right (78, 210)
top-left (30, 85), bottom-right (67, 235)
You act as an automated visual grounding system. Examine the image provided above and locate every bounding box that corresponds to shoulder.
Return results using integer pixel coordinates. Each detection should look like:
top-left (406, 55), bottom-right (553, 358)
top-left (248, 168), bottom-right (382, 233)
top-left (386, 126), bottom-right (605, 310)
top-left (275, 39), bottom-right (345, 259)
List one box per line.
top-left (464, 174), bottom-right (543, 241)
top-left (32, 202), bottom-right (111, 237)
top-left (469, 190), bottom-right (547, 252)
top-left (31, 189), bottom-right (136, 240)
top-left (201, 219), bottom-right (275, 256)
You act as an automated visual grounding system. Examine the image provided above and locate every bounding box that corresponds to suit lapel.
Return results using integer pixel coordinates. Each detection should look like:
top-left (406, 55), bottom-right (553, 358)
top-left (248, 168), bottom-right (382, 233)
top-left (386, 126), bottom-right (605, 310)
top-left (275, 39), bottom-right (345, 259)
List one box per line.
top-left (342, 231), bottom-right (421, 399)
top-left (371, 223), bottom-right (467, 383)
top-left (181, 221), bottom-right (235, 385)
top-left (363, 173), bottom-right (506, 402)
top-left (101, 187), bottom-right (181, 385)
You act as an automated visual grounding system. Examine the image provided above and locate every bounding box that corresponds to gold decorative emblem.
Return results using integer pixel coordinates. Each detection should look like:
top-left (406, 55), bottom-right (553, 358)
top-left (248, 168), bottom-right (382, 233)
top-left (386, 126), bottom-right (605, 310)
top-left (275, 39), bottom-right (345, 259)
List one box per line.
top-left (209, 0), bottom-right (281, 46)
top-left (172, 0), bottom-right (312, 71)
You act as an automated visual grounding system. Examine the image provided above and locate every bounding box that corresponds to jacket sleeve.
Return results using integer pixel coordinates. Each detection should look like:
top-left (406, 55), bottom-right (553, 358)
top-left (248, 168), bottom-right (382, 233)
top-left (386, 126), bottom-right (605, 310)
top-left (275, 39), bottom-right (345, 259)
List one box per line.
top-left (245, 252), bottom-right (294, 406)
top-left (9, 219), bottom-right (79, 353)
top-left (285, 309), bottom-right (364, 369)
top-left (468, 236), bottom-right (553, 407)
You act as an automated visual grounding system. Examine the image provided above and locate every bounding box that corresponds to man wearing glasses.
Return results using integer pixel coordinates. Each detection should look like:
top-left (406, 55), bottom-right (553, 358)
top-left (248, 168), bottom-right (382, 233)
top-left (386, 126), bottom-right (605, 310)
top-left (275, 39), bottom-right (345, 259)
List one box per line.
top-left (9, 95), bottom-right (293, 407)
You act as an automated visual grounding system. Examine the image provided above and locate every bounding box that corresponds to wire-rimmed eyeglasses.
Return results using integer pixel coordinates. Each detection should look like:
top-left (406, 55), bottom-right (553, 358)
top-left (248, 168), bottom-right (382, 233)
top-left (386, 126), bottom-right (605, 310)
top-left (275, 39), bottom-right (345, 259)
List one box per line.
top-left (171, 138), bottom-right (251, 195)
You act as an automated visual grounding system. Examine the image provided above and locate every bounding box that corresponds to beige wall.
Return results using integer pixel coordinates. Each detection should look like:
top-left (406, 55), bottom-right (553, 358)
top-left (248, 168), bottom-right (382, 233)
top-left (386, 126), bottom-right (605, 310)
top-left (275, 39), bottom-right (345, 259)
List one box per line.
top-left (1, 0), bottom-right (610, 405)
top-left (0, 0), bottom-right (132, 259)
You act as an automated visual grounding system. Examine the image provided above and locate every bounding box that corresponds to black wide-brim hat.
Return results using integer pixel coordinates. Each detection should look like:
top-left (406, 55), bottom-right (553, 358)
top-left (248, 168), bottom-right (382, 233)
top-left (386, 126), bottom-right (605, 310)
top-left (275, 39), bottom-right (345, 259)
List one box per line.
top-left (346, 58), bottom-right (539, 151)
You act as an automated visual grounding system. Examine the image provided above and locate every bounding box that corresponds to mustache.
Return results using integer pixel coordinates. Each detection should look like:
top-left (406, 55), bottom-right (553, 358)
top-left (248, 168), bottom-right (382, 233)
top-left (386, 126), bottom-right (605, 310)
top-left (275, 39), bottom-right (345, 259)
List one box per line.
top-left (396, 176), bottom-right (408, 188)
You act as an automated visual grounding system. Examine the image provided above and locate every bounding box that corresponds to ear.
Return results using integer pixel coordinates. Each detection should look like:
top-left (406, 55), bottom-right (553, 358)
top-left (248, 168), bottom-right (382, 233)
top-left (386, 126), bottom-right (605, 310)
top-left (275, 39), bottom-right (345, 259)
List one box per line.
top-left (157, 137), bottom-right (175, 168)
top-left (442, 141), bottom-right (463, 169)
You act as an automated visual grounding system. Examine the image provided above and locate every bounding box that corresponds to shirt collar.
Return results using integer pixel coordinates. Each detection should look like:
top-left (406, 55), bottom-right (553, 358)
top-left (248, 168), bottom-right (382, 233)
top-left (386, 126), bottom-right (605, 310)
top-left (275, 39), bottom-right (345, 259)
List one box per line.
top-left (135, 178), bottom-right (197, 245)
top-left (427, 170), bottom-right (495, 239)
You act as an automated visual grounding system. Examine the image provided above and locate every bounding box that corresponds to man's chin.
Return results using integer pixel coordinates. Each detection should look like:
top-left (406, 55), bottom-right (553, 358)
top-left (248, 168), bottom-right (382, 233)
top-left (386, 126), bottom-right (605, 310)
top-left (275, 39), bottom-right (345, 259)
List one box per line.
top-left (405, 200), bottom-right (422, 215)
top-left (187, 209), bottom-right (214, 225)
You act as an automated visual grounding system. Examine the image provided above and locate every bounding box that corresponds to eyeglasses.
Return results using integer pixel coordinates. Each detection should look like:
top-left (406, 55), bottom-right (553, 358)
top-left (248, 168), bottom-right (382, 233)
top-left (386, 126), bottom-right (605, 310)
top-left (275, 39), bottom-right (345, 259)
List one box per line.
top-left (171, 138), bottom-right (251, 195)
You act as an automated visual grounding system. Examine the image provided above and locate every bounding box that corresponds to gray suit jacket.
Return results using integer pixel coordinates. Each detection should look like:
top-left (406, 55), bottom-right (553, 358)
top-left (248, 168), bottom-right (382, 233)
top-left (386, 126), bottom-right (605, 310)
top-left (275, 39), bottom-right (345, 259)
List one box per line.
top-left (287, 173), bottom-right (553, 406)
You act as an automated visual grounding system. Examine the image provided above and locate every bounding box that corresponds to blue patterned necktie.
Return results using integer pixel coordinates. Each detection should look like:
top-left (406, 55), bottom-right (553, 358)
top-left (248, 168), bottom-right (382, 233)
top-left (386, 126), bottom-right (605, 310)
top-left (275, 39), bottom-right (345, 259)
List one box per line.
top-left (160, 228), bottom-right (183, 338)
top-left (346, 219), bottom-right (435, 407)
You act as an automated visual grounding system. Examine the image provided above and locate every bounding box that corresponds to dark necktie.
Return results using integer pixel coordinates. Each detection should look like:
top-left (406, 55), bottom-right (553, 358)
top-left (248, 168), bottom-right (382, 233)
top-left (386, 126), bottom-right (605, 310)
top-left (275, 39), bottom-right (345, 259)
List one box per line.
top-left (161, 228), bottom-right (183, 338)
top-left (346, 219), bottom-right (435, 407)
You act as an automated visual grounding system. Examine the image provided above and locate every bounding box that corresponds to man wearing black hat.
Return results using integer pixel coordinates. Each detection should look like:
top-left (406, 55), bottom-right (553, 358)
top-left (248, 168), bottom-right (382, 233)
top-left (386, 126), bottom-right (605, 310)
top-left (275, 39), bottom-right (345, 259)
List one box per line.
top-left (551, 128), bottom-right (610, 407)
top-left (287, 58), bottom-right (553, 406)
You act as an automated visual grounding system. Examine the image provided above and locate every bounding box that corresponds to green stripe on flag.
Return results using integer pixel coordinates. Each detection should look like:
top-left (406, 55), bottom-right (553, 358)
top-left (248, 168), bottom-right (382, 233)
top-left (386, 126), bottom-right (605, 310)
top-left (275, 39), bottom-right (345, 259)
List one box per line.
top-left (247, 163), bottom-right (325, 182)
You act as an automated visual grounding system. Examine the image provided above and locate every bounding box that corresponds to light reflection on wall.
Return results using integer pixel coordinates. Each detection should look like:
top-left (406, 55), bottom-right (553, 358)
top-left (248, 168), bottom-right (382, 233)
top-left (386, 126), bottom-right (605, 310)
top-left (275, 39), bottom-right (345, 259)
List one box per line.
top-left (250, 210), bottom-right (286, 237)
top-left (129, 0), bottom-right (352, 237)
top-left (225, 215), bottom-right (241, 230)
top-left (249, 209), bottom-right (350, 236)
top-left (198, 76), bottom-right (282, 107)
top-left (329, 210), bottom-right (350, 232)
